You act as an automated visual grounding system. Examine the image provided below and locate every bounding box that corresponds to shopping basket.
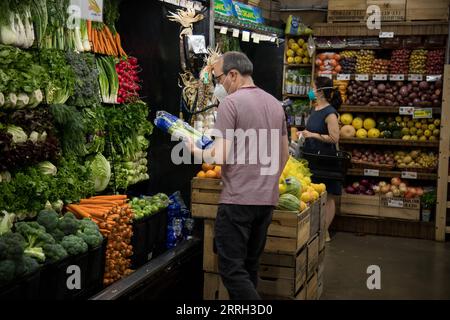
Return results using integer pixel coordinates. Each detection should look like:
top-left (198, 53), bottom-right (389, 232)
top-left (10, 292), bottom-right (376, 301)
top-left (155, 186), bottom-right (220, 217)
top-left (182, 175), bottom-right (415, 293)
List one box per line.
top-left (299, 149), bottom-right (351, 181)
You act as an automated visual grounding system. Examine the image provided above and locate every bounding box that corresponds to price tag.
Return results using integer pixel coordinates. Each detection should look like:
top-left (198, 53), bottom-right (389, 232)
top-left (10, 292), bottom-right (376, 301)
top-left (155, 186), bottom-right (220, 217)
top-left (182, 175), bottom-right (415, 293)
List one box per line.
top-left (387, 199), bottom-right (404, 208)
top-left (401, 171), bottom-right (418, 179)
top-left (252, 33), bottom-right (260, 44)
top-left (408, 74), bottom-right (423, 81)
top-left (319, 73), bottom-right (332, 79)
top-left (242, 31), bottom-right (250, 42)
top-left (232, 29), bottom-right (240, 38)
top-left (399, 107), bottom-right (414, 115)
top-left (426, 75), bottom-right (442, 82)
top-left (355, 74), bottom-right (369, 81)
top-left (379, 31), bottom-right (394, 38)
top-left (337, 74), bottom-right (350, 80)
top-left (270, 37), bottom-right (277, 43)
top-left (390, 74), bottom-right (404, 81)
top-left (364, 169), bottom-right (379, 177)
top-left (373, 74), bottom-right (387, 81)
top-left (413, 108), bottom-right (433, 119)
top-left (219, 26), bottom-right (228, 34)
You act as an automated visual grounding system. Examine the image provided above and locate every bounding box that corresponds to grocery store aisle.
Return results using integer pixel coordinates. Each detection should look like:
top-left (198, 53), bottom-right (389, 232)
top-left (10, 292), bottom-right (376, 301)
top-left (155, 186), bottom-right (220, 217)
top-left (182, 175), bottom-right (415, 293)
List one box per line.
top-left (321, 232), bottom-right (450, 300)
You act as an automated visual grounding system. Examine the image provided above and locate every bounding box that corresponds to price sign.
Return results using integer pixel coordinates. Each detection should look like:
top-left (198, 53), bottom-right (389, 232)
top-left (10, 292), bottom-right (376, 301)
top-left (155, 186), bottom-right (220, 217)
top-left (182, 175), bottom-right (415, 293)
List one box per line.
top-left (390, 74), bottom-right (404, 81)
top-left (364, 169), bottom-right (379, 177)
top-left (219, 26), bottom-right (228, 34)
top-left (426, 75), bottom-right (442, 82)
top-left (401, 171), bottom-right (418, 179)
top-left (320, 74), bottom-right (333, 79)
top-left (232, 29), bottom-right (240, 38)
top-left (242, 31), bottom-right (250, 42)
top-left (387, 199), bottom-right (404, 208)
top-left (413, 108), bottom-right (433, 119)
top-left (337, 74), bottom-right (351, 81)
top-left (252, 33), bottom-right (260, 43)
top-left (379, 31), bottom-right (394, 38)
top-left (408, 74), bottom-right (423, 81)
top-left (355, 74), bottom-right (369, 81)
top-left (373, 74), bottom-right (387, 81)
top-left (399, 107), bottom-right (414, 115)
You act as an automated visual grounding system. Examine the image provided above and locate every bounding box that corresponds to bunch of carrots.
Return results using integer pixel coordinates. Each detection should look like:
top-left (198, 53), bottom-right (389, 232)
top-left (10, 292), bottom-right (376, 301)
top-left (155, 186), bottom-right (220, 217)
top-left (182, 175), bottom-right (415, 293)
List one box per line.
top-left (66, 194), bottom-right (134, 286)
top-left (87, 21), bottom-right (127, 57)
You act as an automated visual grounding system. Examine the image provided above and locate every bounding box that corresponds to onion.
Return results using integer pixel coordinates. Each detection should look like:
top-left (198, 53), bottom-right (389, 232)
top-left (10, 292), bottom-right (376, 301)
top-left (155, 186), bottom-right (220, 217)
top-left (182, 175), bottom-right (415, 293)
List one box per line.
top-left (346, 186), bottom-right (356, 194)
top-left (391, 177), bottom-right (401, 186)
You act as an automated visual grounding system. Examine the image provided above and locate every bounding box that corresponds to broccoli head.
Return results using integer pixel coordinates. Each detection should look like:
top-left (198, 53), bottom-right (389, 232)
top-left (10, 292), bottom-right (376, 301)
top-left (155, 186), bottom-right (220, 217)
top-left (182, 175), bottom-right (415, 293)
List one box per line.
top-left (37, 209), bottom-right (59, 232)
top-left (0, 232), bottom-right (26, 260)
top-left (15, 256), bottom-right (40, 277)
top-left (42, 243), bottom-right (68, 263)
top-left (77, 218), bottom-right (103, 248)
top-left (58, 212), bottom-right (81, 236)
top-left (0, 260), bottom-right (16, 285)
top-left (49, 229), bottom-right (65, 242)
top-left (15, 222), bottom-right (56, 262)
top-left (60, 235), bottom-right (88, 256)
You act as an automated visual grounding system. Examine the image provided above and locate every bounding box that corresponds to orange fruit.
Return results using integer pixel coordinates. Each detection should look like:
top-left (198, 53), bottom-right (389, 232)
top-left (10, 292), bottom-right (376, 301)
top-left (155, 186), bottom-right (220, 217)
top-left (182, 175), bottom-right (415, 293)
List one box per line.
top-left (205, 170), bottom-right (217, 179)
top-left (214, 166), bottom-right (221, 178)
top-left (197, 171), bottom-right (206, 178)
top-left (202, 163), bottom-right (214, 172)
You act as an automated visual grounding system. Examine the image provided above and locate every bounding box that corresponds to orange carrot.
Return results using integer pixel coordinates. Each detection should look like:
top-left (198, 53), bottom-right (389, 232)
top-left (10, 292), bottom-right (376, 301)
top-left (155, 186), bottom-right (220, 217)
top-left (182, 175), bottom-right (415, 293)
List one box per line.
top-left (104, 26), bottom-right (118, 55)
top-left (67, 205), bottom-right (91, 218)
top-left (80, 199), bottom-right (124, 205)
top-left (87, 20), bottom-right (92, 41)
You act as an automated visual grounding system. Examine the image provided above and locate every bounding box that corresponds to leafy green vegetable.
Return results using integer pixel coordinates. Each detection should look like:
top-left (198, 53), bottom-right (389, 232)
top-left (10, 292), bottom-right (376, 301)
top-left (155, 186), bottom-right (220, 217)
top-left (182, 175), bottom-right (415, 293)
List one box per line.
top-left (38, 161), bottom-right (57, 176)
top-left (0, 211), bottom-right (15, 235)
top-left (87, 153), bottom-right (111, 193)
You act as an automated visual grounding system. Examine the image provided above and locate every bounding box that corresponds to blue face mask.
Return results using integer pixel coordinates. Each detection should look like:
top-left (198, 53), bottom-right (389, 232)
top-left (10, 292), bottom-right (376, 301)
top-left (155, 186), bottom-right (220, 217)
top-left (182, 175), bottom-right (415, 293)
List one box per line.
top-left (308, 89), bottom-right (316, 101)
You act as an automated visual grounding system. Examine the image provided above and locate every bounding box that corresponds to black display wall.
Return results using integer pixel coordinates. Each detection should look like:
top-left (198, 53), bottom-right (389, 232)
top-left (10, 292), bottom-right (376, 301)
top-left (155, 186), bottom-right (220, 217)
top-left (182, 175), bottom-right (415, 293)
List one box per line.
top-left (117, 1), bottom-right (284, 204)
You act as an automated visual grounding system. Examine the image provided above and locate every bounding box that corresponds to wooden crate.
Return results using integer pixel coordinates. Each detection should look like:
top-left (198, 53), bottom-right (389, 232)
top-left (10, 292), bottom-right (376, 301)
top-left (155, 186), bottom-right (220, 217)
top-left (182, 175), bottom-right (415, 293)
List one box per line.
top-left (203, 208), bottom-right (310, 272)
top-left (327, 0), bottom-right (367, 22)
top-left (340, 193), bottom-right (381, 217)
top-left (379, 196), bottom-right (420, 221)
top-left (406, 0), bottom-right (449, 21)
top-left (258, 248), bottom-right (307, 297)
top-left (309, 200), bottom-right (320, 239)
top-left (306, 272), bottom-right (318, 300)
top-left (204, 272), bottom-right (229, 300)
top-left (319, 192), bottom-right (327, 251)
top-left (317, 271), bottom-right (324, 299)
top-left (367, 0), bottom-right (406, 22)
top-left (307, 235), bottom-right (319, 280)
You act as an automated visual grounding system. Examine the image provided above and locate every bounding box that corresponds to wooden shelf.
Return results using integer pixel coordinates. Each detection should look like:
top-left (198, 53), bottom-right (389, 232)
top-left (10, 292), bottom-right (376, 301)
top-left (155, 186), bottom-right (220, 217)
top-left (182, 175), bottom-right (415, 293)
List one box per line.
top-left (283, 94), bottom-right (308, 98)
top-left (347, 168), bottom-right (437, 180)
top-left (316, 73), bottom-right (442, 81)
top-left (313, 21), bottom-right (449, 37)
top-left (316, 46), bottom-right (447, 51)
top-left (339, 138), bottom-right (439, 147)
top-left (284, 64), bottom-right (312, 68)
top-left (339, 105), bottom-right (442, 114)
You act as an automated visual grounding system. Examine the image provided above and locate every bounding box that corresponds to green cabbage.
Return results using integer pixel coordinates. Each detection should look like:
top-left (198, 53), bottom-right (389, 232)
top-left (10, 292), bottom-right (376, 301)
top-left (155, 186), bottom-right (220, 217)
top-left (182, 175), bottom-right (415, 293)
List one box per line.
top-left (6, 125), bottom-right (27, 144)
top-left (89, 153), bottom-right (111, 193)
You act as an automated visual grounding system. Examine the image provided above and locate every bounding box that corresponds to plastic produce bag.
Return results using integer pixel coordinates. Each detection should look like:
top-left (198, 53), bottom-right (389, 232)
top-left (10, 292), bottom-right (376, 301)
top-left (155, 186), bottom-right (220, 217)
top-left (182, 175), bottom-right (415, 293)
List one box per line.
top-left (154, 111), bottom-right (213, 149)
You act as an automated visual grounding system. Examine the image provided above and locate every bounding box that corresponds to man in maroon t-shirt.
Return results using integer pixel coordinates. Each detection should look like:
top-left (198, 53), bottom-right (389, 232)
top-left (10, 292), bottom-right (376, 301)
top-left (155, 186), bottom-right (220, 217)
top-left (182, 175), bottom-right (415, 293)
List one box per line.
top-left (188, 52), bottom-right (289, 299)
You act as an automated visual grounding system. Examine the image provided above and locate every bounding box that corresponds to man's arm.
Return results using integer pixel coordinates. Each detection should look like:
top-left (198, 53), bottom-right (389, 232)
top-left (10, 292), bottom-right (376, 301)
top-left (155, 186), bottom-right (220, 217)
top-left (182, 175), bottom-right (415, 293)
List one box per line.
top-left (185, 135), bottom-right (232, 165)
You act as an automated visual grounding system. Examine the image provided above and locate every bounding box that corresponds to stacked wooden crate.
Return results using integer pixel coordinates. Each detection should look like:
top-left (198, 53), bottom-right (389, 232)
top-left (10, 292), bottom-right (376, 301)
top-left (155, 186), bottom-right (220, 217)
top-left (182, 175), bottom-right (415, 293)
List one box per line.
top-left (191, 178), bottom-right (327, 300)
top-left (248, 0), bottom-right (281, 22)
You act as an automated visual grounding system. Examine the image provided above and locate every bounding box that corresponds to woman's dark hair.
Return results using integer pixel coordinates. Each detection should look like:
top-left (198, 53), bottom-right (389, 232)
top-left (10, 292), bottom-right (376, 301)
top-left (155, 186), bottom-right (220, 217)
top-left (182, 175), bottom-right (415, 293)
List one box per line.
top-left (314, 76), bottom-right (342, 109)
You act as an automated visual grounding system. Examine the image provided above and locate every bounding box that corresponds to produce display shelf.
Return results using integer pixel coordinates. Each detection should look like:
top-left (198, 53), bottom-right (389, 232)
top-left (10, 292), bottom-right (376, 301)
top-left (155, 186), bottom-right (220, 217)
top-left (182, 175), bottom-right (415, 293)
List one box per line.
top-left (283, 94), bottom-right (308, 98)
top-left (214, 15), bottom-right (283, 37)
top-left (316, 46), bottom-right (447, 51)
top-left (339, 105), bottom-right (442, 114)
top-left (285, 64), bottom-right (312, 68)
top-left (347, 168), bottom-right (437, 180)
top-left (339, 138), bottom-right (439, 147)
top-left (316, 74), bottom-right (442, 81)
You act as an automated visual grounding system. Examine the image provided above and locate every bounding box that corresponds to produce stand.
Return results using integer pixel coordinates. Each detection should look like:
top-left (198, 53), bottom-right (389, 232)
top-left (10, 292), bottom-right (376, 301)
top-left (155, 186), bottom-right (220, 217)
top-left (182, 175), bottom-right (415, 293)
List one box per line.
top-left (312, 17), bottom-right (449, 240)
top-left (191, 177), bottom-right (327, 300)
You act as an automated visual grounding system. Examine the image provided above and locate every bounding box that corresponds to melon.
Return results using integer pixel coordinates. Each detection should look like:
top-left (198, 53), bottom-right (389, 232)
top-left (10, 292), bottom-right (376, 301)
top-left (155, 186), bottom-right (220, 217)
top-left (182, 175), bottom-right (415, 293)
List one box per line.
top-left (356, 128), bottom-right (368, 139)
top-left (367, 128), bottom-right (380, 138)
top-left (363, 118), bottom-right (376, 130)
top-left (340, 125), bottom-right (356, 138)
top-left (352, 117), bottom-right (363, 130)
top-left (340, 113), bottom-right (353, 125)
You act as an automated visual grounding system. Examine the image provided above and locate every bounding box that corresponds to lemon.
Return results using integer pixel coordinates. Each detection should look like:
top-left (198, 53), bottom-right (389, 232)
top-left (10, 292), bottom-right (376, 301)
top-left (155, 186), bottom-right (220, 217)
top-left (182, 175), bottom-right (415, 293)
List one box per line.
top-left (356, 128), bottom-right (368, 139)
top-left (301, 192), bottom-right (312, 203)
top-left (428, 124), bottom-right (436, 131)
top-left (288, 39), bottom-right (296, 45)
top-left (424, 129), bottom-right (432, 137)
top-left (290, 43), bottom-right (299, 51)
top-left (311, 191), bottom-right (319, 201)
top-left (352, 117), bottom-right (364, 129)
top-left (297, 38), bottom-right (305, 46)
top-left (287, 57), bottom-right (295, 64)
top-left (294, 56), bottom-right (302, 64)
top-left (286, 49), bottom-right (295, 57)
top-left (341, 113), bottom-right (353, 125)
top-left (299, 201), bottom-right (307, 212)
top-left (368, 128), bottom-right (380, 138)
top-left (279, 183), bottom-right (287, 194)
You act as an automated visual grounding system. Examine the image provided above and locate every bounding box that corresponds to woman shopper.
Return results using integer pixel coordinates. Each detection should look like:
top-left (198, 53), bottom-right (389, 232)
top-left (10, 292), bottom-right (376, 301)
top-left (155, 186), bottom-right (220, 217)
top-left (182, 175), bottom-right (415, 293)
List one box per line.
top-left (298, 76), bottom-right (342, 242)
